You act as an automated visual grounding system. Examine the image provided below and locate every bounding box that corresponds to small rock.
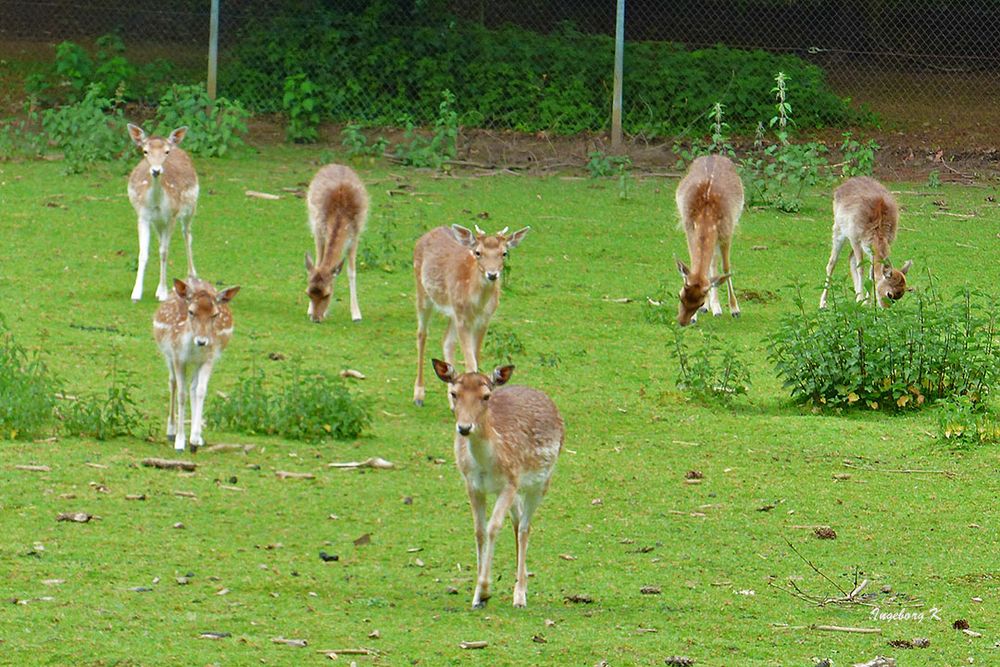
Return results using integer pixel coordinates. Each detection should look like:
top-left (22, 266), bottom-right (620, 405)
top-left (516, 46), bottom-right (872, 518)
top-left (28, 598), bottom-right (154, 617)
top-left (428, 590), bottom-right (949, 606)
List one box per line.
top-left (319, 551), bottom-right (339, 562)
top-left (403, 496), bottom-right (413, 505)
top-left (640, 586), bottom-right (661, 595)
top-left (173, 522), bottom-right (185, 529)
top-left (446, 586), bottom-right (459, 595)
top-left (368, 630), bottom-right (380, 639)
top-left (176, 577), bottom-right (190, 585)
top-left (532, 634), bottom-right (546, 643)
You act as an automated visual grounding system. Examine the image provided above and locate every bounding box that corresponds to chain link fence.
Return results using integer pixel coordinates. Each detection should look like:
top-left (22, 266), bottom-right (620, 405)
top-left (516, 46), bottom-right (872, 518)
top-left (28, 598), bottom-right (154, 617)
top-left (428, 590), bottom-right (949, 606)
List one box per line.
top-left (2, 0), bottom-right (998, 136)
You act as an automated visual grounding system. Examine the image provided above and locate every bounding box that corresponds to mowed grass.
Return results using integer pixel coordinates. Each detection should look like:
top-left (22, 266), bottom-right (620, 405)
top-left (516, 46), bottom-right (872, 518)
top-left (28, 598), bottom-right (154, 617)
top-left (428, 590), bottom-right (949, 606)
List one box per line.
top-left (1, 147), bottom-right (999, 666)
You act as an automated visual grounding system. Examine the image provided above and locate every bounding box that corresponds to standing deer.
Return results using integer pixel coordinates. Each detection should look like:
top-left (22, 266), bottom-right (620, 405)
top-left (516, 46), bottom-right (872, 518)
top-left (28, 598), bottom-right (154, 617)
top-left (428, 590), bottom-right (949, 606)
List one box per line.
top-left (432, 359), bottom-right (563, 609)
top-left (412, 224), bottom-right (530, 406)
top-left (304, 164), bottom-right (368, 322)
top-left (675, 155), bottom-right (743, 326)
top-left (820, 176), bottom-right (913, 308)
top-left (126, 124), bottom-right (199, 302)
top-left (153, 278), bottom-right (240, 453)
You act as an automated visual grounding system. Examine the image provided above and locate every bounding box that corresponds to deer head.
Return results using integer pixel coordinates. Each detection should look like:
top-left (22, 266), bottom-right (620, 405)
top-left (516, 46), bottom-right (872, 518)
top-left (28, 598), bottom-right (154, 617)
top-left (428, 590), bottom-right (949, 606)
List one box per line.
top-left (676, 259), bottom-right (729, 326)
top-left (876, 259), bottom-right (914, 306)
top-left (127, 124), bottom-right (188, 179)
top-left (432, 359), bottom-right (514, 436)
top-left (173, 279), bottom-right (239, 346)
top-left (450, 224), bottom-right (530, 282)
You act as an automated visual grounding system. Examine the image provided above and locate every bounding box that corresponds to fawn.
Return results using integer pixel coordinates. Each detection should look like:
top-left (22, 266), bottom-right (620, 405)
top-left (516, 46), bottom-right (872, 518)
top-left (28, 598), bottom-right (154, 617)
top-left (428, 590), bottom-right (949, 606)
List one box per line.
top-left (126, 124), bottom-right (199, 302)
top-left (153, 278), bottom-right (239, 453)
top-left (675, 155), bottom-right (744, 326)
top-left (820, 176), bottom-right (913, 308)
top-left (412, 224), bottom-right (529, 406)
top-left (304, 164), bottom-right (369, 322)
top-left (432, 359), bottom-right (564, 609)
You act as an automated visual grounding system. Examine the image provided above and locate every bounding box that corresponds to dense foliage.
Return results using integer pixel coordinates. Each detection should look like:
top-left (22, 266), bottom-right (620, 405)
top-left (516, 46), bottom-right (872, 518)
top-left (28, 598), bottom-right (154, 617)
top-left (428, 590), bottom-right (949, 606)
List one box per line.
top-left (769, 286), bottom-right (999, 411)
top-left (220, 4), bottom-right (853, 134)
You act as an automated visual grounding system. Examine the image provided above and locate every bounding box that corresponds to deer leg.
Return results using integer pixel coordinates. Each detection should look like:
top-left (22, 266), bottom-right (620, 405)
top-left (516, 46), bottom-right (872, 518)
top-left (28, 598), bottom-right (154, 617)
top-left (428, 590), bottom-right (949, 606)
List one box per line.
top-left (155, 225), bottom-right (173, 302)
top-left (848, 241), bottom-right (866, 303)
top-left (513, 491), bottom-right (542, 608)
top-left (180, 213), bottom-right (197, 279)
top-left (820, 234), bottom-right (847, 309)
top-left (166, 360), bottom-right (177, 440)
top-left (131, 215), bottom-right (151, 302)
top-left (720, 238), bottom-right (739, 317)
top-left (347, 242), bottom-right (361, 322)
top-left (464, 478), bottom-right (488, 607)
top-left (474, 484), bottom-right (517, 609)
top-left (172, 359), bottom-right (187, 451)
top-left (189, 361), bottom-right (213, 450)
top-left (708, 246), bottom-right (723, 316)
top-left (413, 292), bottom-right (431, 407)
top-left (458, 324), bottom-right (479, 373)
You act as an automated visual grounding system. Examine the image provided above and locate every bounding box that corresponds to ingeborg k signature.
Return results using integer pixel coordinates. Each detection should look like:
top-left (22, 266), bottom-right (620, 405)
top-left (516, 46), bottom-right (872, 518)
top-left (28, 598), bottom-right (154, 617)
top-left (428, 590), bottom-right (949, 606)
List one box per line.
top-left (870, 606), bottom-right (942, 622)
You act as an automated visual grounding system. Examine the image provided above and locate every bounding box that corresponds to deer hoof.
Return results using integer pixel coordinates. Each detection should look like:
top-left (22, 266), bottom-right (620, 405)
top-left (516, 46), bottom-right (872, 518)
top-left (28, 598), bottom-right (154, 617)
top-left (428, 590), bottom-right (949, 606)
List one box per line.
top-left (414, 399), bottom-right (424, 407)
top-left (731, 310), bottom-right (741, 318)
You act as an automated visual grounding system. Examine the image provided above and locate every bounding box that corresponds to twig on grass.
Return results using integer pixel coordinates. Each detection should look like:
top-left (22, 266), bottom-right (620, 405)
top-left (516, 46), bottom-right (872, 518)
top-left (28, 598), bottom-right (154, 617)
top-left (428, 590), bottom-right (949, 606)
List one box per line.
top-left (840, 461), bottom-right (955, 478)
top-left (142, 458), bottom-right (197, 471)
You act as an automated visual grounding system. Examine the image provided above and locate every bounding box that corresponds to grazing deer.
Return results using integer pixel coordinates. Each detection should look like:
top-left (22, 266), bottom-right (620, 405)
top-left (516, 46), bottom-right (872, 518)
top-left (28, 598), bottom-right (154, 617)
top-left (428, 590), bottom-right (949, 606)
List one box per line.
top-left (675, 155), bottom-right (744, 326)
top-left (432, 359), bottom-right (563, 609)
top-left (153, 278), bottom-right (239, 453)
top-left (126, 124), bottom-right (199, 302)
top-left (304, 164), bottom-right (369, 322)
top-left (819, 176), bottom-right (913, 308)
top-left (412, 224), bottom-right (530, 406)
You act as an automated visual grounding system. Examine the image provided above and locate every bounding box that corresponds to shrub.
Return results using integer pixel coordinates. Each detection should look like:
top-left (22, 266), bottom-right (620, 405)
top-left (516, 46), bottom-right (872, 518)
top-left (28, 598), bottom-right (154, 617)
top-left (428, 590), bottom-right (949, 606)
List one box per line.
top-left (769, 286), bottom-right (1000, 410)
top-left (394, 90), bottom-right (459, 169)
top-left (210, 362), bottom-right (371, 442)
top-left (671, 328), bottom-right (751, 402)
top-left (59, 360), bottom-right (145, 440)
top-left (41, 84), bottom-right (128, 173)
top-left (220, 6), bottom-right (854, 134)
top-left (938, 396), bottom-right (1000, 445)
top-left (153, 84), bottom-right (250, 157)
top-left (283, 73), bottom-right (321, 143)
top-left (341, 123), bottom-right (389, 160)
top-left (0, 322), bottom-right (56, 439)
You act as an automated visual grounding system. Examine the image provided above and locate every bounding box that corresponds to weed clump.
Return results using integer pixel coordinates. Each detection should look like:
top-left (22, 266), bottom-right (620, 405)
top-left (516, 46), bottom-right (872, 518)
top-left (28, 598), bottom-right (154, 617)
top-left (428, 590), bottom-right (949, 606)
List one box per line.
top-left (0, 323), bottom-right (57, 439)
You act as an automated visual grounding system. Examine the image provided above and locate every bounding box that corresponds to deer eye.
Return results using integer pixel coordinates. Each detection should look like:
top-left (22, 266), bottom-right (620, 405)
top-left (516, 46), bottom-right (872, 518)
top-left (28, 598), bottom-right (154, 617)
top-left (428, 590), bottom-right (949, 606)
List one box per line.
top-left (502, 250), bottom-right (508, 257)
top-left (143, 149), bottom-right (148, 155)
top-left (482, 394), bottom-right (490, 402)
top-left (474, 249), bottom-right (481, 257)
top-left (450, 391), bottom-right (457, 400)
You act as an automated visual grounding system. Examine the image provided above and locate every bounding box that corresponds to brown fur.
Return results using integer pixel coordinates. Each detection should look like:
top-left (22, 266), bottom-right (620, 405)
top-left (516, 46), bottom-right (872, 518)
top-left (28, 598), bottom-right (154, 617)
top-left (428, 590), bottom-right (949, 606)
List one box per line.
top-left (305, 164), bottom-right (369, 322)
top-left (432, 360), bottom-right (563, 608)
top-left (674, 155), bottom-right (744, 325)
top-left (821, 176), bottom-right (912, 308)
top-left (411, 224), bottom-right (529, 406)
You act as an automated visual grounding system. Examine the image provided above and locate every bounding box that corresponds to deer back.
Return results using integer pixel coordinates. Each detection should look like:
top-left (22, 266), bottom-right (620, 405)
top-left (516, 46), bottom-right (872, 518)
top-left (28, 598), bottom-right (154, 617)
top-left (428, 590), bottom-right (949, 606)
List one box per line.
top-left (675, 155), bottom-right (744, 242)
top-left (307, 164), bottom-right (370, 245)
top-left (833, 176), bottom-right (898, 253)
top-left (415, 226), bottom-right (489, 312)
top-left (486, 385), bottom-right (564, 478)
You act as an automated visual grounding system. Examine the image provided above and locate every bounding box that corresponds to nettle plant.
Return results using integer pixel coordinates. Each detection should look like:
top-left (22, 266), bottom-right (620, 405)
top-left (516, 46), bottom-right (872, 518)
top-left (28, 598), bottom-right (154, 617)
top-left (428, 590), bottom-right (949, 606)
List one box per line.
top-left (394, 89), bottom-right (459, 170)
top-left (153, 84), bottom-right (249, 157)
top-left (671, 328), bottom-right (751, 402)
top-left (283, 73), bottom-right (321, 143)
top-left (769, 283), bottom-right (999, 411)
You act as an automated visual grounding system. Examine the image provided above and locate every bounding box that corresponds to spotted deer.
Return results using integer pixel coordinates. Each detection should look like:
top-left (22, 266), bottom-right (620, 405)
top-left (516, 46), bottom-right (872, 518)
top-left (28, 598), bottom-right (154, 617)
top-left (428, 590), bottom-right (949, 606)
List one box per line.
top-left (675, 155), bottom-right (744, 326)
top-left (412, 224), bottom-right (530, 406)
top-left (432, 359), bottom-right (563, 609)
top-left (304, 164), bottom-right (368, 322)
top-left (153, 278), bottom-right (239, 453)
top-left (820, 176), bottom-right (913, 308)
top-left (126, 124), bottom-right (199, 302)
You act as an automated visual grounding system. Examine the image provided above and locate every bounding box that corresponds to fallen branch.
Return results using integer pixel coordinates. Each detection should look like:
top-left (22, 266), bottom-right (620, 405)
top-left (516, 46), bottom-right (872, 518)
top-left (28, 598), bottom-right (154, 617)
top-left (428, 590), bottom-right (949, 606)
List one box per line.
top-left (202, 443), bottom-right (256, 454)
top-left (276, 470), bottom-right (315, 480)
top-left (813, 624), bottom-right (881, 634)
top-left (271, 637), bottom-right (308, 647)
top-left (841, 461), bottom-right (955, 478)
top-left (317, 648), bottom-right (378, 658)
top-left (142, 458), bottom-right (197, 471)
top-left (328, 457), bottom-right (394, 470)
top-left (245, 190), bottom-right (280, 200)
top-left (15, 464), bottom-right (50, 472)
top-left (459, 640), bottom-right (488, 650)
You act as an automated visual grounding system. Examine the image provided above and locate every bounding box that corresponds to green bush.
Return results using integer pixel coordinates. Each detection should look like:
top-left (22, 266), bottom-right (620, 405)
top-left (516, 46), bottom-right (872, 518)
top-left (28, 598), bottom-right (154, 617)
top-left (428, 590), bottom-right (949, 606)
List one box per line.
top-left (283, 73), bottom-right (321, 143)
top-left (59, 361), bottom-right (145, 440)
top-left (40, 84), bottom-right (128, 173)
top-left (210, 362), bottom-right (371, 442)
top-left (671, 328), bottom-right (751, 402)
top-left (153, 84), bottom-right (250, 157)
top-left (0, 322), bottom-right (56, 440)
top-left (769, 286), bottom-right (999, 411)
top-left (220, 5), bottom-right (853, 134)
top-left (938, 396), bottom-right (1000, 445)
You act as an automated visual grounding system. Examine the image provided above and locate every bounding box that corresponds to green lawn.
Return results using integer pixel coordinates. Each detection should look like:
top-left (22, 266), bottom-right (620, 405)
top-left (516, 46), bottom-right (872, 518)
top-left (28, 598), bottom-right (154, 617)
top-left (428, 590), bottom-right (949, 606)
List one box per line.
top-left (1, 147), bottom-right (998, 666)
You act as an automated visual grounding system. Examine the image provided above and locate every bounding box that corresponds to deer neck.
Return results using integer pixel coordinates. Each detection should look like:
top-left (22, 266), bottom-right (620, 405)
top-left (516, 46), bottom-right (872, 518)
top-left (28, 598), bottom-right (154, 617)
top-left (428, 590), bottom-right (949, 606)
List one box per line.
top-left (689, 220), bottom-right (719, 282)
top-left (318, 215), bottom-right (349, 273)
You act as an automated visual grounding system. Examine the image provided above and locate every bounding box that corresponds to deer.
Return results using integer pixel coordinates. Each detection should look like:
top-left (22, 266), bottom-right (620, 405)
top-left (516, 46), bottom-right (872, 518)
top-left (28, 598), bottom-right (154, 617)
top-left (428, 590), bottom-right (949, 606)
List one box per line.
top-left (153, 278), bottom-right (240, 453)
top-left (674, 155), bottom-right (744, 326)
top-left (819, 176), bottom-right (913, 309)
top-left (126, 124), bottom-right (199, 302)
top-left (412, 224), bottom-right (530, 407)
top-left (431, 359), bottom-right (563, 609)
top-left (304, 164), bottom-right (369, 322)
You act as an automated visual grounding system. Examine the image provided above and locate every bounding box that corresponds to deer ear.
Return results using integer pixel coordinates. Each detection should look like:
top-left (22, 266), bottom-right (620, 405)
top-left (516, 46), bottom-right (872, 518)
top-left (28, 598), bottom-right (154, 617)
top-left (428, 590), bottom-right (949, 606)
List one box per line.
top-left (882, 264), bottom-right (894, 279)
top-left (492, 365), bottom-right (514, 386)
top-left (305, 252), bottom-right (314, 272)
top-left (432, 359), bottom-right (456, 384)
top-left (216, 286), bottom-right (240, 304)
top-left (450, 224), bottom-right (476, 248)
top-left (710, 273), bottom-right (731, 288)
top-left (168, 126), bottom-right (188, 145)
top-left (173, 278), bottom-right (189, 299)
top-left (676, 259), bottom-right (690, 279)
top-left (505, 226), bottom-right (530, 249)
top-left (127, 123), bottom-right (146, 147)
top-left (899, 259), bottom-right (913, 275)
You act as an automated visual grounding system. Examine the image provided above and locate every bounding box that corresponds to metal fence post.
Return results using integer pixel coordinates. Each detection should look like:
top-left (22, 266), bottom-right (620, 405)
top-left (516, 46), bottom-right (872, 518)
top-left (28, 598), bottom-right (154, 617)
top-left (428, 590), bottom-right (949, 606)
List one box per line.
top-left (207, 0), bottom-right (220, 100)
top-left (611, 0), bottom-right (625, 150)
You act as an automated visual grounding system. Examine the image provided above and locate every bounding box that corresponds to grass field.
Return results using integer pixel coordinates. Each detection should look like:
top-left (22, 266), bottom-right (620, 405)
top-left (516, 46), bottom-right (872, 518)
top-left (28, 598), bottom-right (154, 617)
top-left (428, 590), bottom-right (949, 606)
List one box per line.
top-left (1, 147), bottom-right (999, 666)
